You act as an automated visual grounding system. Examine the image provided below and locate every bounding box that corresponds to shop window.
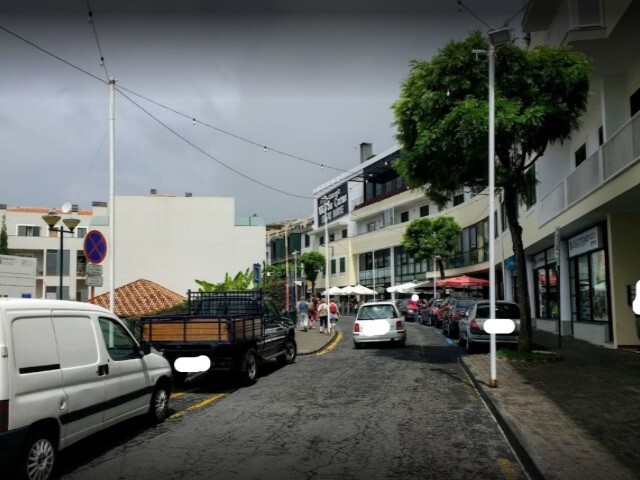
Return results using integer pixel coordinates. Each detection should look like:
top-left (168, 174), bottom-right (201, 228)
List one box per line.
top-left (420, 205), bottom-right (429, 217)
top-left (571, 248), bottom-right (608, 323)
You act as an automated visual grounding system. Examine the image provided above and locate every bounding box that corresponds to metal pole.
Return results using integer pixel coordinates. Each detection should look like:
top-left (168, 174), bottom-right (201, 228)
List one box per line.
top-left (59, 228), bottom-right (64, 300)
top-left (285, 223), bottom-right (290, 312)
top-left (372, 251), bottom-right (376, 300)
top-left (488, 45), bottom-right (498, 388)
top-left (294, 251), bottom-right (298, 308)
top-left (324, 202), bottom-right (330, 312)
top-left (109, 78), bottom-right (116, 313)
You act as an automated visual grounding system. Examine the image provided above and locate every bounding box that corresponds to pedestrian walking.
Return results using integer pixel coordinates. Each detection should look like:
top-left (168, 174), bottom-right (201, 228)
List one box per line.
top-left (297, 297), bottom-right (310, 332)
top-left (317, 299), bottom-right (329, 333)
top-left (329, 297), bottom-right (340, 335)
top-left (408, 294), bottom-right (420, 323)
top-left (308, 297), bottom-right (317, 329)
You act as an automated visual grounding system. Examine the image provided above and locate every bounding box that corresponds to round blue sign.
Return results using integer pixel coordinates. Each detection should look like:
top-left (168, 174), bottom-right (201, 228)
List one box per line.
top-left (84, 230), bottom-right (107, 264)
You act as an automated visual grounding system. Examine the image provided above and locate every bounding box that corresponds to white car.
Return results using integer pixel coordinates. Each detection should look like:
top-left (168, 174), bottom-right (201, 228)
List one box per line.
top-left (353, 301), bottom-right (406, 348)
top-left (0, 298), bottom-right (172, 480)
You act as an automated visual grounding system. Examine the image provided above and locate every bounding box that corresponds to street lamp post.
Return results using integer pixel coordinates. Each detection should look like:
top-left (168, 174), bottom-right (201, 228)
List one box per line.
top-left (486, 27), bottom-right (511, 388)
top-left (293, 251), bottom-right (299, 311)
top-left (42, 209), bottom-right (81, 300)
top-left (371, 252), bottom-right (377, 300)
top-left (321, 197), bottom-right (330, 311)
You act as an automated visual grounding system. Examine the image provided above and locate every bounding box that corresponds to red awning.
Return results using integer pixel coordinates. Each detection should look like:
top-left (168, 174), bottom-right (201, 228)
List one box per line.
top-left (436, 275), bottom-right (490, 288)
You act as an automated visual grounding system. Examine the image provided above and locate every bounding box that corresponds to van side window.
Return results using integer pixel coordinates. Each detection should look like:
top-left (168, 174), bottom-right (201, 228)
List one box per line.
top-left (98, 317), bottom-right (138, 361)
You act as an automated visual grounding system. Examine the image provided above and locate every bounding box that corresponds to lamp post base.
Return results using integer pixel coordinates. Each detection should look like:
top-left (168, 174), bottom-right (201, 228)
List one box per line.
top-left (489, 378), bottom-right (499, 388)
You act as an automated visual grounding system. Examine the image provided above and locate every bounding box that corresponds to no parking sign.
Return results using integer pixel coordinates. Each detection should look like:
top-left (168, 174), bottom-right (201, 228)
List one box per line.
top-left (84, 230), bottom-right (107, 264)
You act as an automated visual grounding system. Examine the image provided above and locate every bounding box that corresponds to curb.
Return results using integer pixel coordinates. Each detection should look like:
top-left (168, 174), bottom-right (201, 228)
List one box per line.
top-left (297, 331), bottom-right (338, 356)
top-left (459, 357), bottom-right (545, 480)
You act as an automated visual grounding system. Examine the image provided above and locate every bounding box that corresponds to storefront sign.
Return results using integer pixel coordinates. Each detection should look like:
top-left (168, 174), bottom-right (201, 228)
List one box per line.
top-left (568, 226), bottom-right (603, 258)
top-left (318, 183), bottom-right (349, 226)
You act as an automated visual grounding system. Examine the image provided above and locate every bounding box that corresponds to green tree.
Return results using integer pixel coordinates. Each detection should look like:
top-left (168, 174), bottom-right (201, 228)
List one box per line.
top-left (401, 216), bottom-right (461, 278)
top-left (0, 214), bottom-right (7, 255)
top-left (195, 268), bottom-right (254, 292)
top-left (392, 31), bottom-right (590, 352)
top-left (299, 251), bottom-right (325, 294)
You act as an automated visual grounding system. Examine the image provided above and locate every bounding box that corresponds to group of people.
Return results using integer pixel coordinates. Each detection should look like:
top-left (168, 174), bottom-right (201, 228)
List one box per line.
top-left (296, 296), bottom-right (340, 335)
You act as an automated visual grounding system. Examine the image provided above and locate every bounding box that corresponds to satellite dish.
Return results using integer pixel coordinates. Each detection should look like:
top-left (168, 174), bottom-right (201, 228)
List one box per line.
top-left (61, 202), bottom-right (72, 213)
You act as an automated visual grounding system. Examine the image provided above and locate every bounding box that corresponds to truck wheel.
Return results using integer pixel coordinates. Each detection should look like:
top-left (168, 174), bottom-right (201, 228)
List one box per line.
top-left (21, 428), bottom-right (57, 480)
top-left (148, 381), bottom-right (170, 424)
top-left (240, 348), bottom-right (258, 385)
top-left (277, 338), bottom-right (297, 366)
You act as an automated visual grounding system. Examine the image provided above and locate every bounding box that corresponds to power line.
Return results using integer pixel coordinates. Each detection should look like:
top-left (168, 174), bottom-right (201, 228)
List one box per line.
top-left (115, 87), bottom-right (314, 200)
top-left (456, 0), bottom-right (493, 30)
top-left (85, 0), bottom-right (110, 80)
top-left (503, 1), bottom-right (532, 28)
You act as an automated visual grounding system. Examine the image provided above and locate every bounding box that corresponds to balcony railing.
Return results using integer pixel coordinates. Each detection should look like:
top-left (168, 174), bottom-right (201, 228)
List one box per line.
top-left (539, 112), bottom-right (640, 225)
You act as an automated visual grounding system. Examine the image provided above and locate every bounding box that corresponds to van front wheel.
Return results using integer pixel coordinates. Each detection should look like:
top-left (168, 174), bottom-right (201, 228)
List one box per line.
top-left (148, 382), bottom-right (170, 424)
top-left (21, 429), bottom-right (57, 480)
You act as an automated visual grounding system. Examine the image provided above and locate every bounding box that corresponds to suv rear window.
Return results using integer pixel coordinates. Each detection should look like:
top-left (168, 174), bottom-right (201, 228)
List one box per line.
top-left (455, 300), bottom-right (474, 310)
top-left (476, 304), bottom-right (520, 319)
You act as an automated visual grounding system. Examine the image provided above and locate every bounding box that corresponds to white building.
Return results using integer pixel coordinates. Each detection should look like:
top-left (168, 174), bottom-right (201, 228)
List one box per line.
top-left (0, 192), bottom-right (265, 302)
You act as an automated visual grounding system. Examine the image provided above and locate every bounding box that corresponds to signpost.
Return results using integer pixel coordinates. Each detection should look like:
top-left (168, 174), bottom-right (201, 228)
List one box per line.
top-left (84, 230), bottom-right (107, 303)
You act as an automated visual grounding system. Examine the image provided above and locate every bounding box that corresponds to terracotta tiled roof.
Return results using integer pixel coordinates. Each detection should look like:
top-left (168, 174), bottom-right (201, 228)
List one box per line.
top-left (92, 279), bottom-right (186, 317)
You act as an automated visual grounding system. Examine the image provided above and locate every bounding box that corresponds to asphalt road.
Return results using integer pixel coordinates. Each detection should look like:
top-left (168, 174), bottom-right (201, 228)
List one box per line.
top-left (56, 323), bottom-right (527, 480)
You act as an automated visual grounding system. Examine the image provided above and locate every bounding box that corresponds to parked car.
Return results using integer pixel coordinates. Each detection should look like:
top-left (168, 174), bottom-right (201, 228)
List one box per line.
top-left (396, 298), bottom-right (410, 319)
top-left (353, 301), bottom-right (406, 348)
top-left (0, 298), bottom-right (172, 480)
top-left (423, 298), bottom-right (444, 325)
top-left (434, 297), bottom-right (455, 328)
top-left (458, 300), bottom-right (521, 353)
top-left (442, 297), bottom-right (475, 339)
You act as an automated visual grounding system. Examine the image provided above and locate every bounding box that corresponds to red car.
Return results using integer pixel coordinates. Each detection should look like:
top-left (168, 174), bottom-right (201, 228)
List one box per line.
top-left (423, 298), bottom-right (444, 325)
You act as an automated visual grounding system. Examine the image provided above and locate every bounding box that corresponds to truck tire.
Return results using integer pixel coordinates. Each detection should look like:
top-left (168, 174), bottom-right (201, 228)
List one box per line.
top-left (148, 381), bottom-right (170, 424)
top-left (20, 428), bottom-right (57, 480)
top-left (240, 348), bottom-right (258, 385)
top-left (277, 338), bottom-right (297, 366)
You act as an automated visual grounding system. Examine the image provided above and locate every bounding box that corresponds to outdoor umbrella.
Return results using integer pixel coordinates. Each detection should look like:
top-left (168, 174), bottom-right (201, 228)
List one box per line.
top-left (351, 285), bottom-right (375, 295)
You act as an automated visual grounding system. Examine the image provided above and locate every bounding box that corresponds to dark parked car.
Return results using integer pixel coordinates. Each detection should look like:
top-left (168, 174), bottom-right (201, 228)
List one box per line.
top-left (442, 297), bottom-right (475, 339)
top-left (434, 297), bottom-right (455, 328)
top-left (423, 298), bottom-right (444, 325)
top-left (458, 300), bottom-right (521, 353)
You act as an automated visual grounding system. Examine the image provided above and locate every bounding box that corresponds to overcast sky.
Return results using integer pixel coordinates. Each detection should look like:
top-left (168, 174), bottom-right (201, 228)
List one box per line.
top-left (0, 0), bottom-right (524, 223)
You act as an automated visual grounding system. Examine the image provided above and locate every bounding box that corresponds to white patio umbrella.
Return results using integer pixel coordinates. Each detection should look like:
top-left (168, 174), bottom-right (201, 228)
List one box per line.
top-left (351, 284), bottom-right (375, 295)
top-left (321, 286), bottom-right (345, 296)
top-left (386, 281), bottom-right (417, 293)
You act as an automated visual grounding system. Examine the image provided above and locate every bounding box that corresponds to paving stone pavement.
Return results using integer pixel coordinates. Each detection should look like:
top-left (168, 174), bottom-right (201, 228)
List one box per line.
top-left (461, 330), bottom-right (640, 480)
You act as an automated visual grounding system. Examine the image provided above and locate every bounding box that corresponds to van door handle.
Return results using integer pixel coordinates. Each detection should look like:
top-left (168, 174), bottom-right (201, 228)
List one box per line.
top-left (97, 364), bottom-right (109, 376)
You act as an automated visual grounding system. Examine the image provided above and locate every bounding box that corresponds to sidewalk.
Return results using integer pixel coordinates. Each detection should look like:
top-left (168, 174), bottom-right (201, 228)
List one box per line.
top-left (461, 330), bottom-right (640, 480)
top-left (295, 326), bottom-right (339, 355)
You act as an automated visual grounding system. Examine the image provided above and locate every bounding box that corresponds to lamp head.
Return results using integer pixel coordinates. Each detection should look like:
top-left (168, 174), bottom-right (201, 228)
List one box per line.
top-left (488, 27), bottom-right (512, 48)
top-left (42, 210), bottom-right (61, 230)
top-left (62, 217), bottom-right (81, 232)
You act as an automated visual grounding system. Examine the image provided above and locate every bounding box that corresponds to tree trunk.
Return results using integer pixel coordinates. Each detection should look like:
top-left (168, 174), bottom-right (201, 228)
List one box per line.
top-left (503, 188), bottom-right (533, 352)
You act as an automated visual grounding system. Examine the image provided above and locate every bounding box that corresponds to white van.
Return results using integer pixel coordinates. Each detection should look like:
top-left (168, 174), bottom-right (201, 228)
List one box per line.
top-left (0, 298), bottom-right (172, 480)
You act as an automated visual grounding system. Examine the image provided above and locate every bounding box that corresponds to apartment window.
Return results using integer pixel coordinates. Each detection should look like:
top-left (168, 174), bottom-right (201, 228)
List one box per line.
top-left (598, 126), bottom-right (604, 146)
top-left (329, 233), bottom-right (335, 242)
top-left (76, 227), bottom-right (87, 239)
top-left (453, 193), bottom-right (465, 206)
top-left (419, 205), bottom-right (430, 217)
top-left (330, 259), bottom-right (336, 275)
top-left (339, 257), bottom-right (346, 273)
top-left (400, 211), bottom-right (409, 223)
top-left (631, 87), bottom-right (640, 117)
top-left (46, 249), bottom-right (70, 276)
top-left (342, 229), bottom-right (348, 239)
top-left (17, 225), bottom-right (41, 237)
top-left (320, 235), bottom-right (324, 246)
top-left (305, 234), bottom-right (310, 248)
top-left (575, 143), bottom-right (587, 167)
top-left (524, 167), bottom-right (536, 209)
top-left (367, 222), bottom-right (376, 233)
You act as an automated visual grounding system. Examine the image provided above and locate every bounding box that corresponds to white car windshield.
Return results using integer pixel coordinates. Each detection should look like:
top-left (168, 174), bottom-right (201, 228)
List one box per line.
top-left (357, 305), bottom-right (398, 320)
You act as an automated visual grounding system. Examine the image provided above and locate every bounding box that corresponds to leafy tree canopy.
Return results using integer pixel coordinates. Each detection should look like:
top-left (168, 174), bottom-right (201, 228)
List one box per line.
top-left (299, 251), bottom-right (325, 284)
top-left (402, 216), bottom-right (461, 263)
top-left (196, 268), bottom-right (254, 292)
top-left (392, 30), bottom-right (591, 206)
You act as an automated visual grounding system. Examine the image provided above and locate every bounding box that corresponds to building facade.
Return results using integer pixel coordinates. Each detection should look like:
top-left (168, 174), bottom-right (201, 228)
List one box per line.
top-left (1, 192), bottom-right (266, 304)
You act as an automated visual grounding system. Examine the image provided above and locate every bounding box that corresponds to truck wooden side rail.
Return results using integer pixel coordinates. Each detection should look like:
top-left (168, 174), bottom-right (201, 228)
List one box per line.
top-left (139, 290), bottom-right (297, 385)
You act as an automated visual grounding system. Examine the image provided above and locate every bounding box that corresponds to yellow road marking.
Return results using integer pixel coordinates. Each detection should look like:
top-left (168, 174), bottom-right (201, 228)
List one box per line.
top-left (497, 457), bottom-right (517, 480)
top-left (315, 331), bottom-right (343, 356)
top-left (171, 387), bottom-right (199, 399)
top-left (169, 393), bottom-right (227, 419)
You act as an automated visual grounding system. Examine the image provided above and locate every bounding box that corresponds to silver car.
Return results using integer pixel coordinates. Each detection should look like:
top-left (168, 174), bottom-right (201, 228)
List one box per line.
top-left (353, 301), bottom-right (406, 348)
top-left (458, 300), bottom-right (520, 353)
